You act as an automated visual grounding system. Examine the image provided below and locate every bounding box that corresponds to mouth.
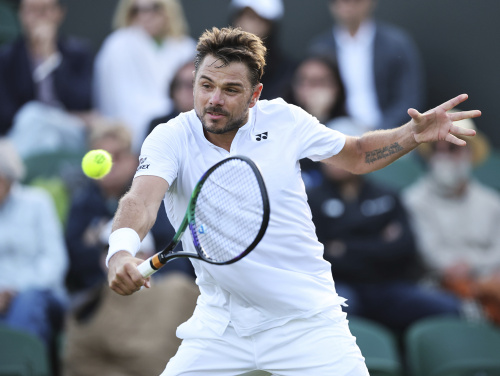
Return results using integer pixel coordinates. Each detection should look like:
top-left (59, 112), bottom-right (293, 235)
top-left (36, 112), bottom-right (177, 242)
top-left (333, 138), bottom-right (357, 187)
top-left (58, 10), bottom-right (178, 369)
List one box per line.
top-left (205, 108), bottom-right (227, 120)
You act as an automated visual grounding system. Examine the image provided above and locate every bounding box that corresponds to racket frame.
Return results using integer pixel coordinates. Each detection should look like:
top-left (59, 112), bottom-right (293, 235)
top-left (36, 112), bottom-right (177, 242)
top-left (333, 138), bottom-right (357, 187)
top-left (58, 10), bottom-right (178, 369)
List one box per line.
top-left (138, 155), bottom-right (269, 277)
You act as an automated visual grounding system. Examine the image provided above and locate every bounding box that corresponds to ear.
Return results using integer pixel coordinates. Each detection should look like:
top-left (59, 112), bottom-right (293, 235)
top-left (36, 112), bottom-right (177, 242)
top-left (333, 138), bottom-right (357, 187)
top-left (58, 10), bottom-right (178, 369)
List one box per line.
top-left (249, 83), bottom-right (263, 108)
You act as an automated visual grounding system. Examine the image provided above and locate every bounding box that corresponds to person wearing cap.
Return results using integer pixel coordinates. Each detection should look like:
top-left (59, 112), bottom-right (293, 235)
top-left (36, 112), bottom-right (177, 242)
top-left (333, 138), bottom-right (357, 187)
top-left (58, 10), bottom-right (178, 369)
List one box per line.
top-left (308, 0), bottom-right (425, 131)
top-left (229, 0), bottom-right (296, 101)
top-left (402, 116), bottom-right (500, 324)
top-left (0, 138), bottom-right (68, 349)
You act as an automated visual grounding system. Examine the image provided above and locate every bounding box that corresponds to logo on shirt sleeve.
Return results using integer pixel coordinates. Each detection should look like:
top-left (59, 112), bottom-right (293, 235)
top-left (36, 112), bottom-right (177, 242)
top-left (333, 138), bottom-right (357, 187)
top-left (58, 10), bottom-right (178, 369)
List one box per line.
top-left (137, 157), bottom-right (150, 171)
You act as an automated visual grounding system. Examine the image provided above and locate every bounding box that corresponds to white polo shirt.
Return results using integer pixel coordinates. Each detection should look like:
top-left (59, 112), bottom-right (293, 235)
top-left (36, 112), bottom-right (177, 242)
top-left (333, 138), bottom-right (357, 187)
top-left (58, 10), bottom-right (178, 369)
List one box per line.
top-left (135, 98), bottom-right (347, 337)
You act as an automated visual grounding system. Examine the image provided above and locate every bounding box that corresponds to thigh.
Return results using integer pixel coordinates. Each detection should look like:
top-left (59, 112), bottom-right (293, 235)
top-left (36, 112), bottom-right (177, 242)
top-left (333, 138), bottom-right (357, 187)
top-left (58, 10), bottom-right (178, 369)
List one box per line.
top-left (160, 325), bottom-right (255, 376)
top-left (257, 312), bottom-right (369, 376)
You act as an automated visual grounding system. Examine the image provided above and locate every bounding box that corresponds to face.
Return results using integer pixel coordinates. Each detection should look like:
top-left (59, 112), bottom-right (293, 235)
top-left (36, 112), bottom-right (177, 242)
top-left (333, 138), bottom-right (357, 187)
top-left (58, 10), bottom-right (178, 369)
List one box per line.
top-left (193, 55), bottom-right (262, 136)
top-left (130, 0), bottom-right (167, 38)
top-left (171, 63), bottom-right (195, 113)
top-left (0, 176), bottom-right (12, 206)
top-left (292, 59), bottom-right (340, 117)
top-left (329, 0), bottom-right (375, 28)
top-left (20, 0), bottom-right (63, 32)
top-left (428, 141), bottom-right (473, 192)
top-left (233, 7), bottom-right (273, 39)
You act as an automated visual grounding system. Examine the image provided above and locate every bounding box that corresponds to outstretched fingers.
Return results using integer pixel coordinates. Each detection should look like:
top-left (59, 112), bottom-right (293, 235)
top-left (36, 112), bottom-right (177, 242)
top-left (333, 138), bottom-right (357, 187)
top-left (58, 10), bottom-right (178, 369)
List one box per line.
top-left (439, 93), bottom-right (469, 111)
top-left (449, 109), bottom-right (482, 123)
top-left (444, 132), bottom-right (467, 146)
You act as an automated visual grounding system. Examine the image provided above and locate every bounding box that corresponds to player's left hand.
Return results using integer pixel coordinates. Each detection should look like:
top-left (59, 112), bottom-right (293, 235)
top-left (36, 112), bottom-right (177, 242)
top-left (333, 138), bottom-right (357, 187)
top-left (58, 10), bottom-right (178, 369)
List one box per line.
top-left (408, 94), bottom-right (481, 146)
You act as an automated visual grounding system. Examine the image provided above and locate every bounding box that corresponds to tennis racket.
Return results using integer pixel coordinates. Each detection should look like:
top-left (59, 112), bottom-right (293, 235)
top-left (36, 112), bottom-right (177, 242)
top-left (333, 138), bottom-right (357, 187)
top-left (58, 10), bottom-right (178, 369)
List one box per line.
top-left (137, 155), bottom-right (270, 278)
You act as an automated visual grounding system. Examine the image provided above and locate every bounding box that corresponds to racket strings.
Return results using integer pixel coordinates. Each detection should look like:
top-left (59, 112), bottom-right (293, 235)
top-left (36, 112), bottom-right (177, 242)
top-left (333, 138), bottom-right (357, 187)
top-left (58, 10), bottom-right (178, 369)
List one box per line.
top-left (194, 159), bottom-right (265, 263)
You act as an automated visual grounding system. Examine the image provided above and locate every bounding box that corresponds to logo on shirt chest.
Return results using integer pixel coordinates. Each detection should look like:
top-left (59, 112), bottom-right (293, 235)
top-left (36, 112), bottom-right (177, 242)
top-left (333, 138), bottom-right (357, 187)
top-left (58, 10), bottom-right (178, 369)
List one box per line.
top-left (255, 132), bottom-right (268, 141)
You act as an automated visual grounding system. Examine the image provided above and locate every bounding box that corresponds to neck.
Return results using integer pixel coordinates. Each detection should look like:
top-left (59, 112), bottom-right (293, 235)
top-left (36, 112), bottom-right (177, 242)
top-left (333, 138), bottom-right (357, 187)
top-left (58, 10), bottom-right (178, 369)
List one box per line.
top-left (203, 129), bottom-right (238, 152)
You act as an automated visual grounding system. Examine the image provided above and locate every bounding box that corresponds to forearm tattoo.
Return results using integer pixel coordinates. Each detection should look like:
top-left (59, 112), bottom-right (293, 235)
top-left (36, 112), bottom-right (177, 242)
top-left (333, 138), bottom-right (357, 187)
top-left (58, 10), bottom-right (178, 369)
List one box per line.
top-left (365, 142), bottom-right (404, 164)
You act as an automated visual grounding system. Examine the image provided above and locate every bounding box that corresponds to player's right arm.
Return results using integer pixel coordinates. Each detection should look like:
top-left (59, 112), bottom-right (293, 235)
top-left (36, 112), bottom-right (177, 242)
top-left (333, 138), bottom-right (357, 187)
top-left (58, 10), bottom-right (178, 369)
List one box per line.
top-left (107, 175), bottom-right (169, 295)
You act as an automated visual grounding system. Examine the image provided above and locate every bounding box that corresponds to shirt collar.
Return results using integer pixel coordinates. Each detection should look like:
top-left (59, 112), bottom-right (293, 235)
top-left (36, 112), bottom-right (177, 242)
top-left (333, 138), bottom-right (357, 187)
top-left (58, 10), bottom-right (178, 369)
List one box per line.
top-left (334, 19), bottom-right (376, 47)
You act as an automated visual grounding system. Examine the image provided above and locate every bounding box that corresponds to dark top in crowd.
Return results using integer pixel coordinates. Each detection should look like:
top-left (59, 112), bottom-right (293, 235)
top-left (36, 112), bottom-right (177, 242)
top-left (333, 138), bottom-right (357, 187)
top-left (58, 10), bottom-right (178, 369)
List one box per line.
top-left (308, 176), bottom-right (423, 284)
top-left (147, 61), bottom-right (195, 137)
top-left (65, 181), bottom-right (193, 293)
top-left (0, 0), bottom-right (93, 135)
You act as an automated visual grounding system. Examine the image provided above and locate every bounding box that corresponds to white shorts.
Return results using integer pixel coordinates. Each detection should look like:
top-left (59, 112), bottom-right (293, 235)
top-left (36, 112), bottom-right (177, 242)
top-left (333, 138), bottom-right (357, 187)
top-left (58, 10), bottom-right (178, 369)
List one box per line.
top-left (160, 310), bottom-right (369, 376)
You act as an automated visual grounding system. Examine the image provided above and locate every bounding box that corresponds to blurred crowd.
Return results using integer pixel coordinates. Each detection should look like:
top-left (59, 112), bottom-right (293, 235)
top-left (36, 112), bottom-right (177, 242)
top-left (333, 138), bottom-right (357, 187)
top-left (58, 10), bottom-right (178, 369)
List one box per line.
top-left (0, 0), bottom-right (499, 375)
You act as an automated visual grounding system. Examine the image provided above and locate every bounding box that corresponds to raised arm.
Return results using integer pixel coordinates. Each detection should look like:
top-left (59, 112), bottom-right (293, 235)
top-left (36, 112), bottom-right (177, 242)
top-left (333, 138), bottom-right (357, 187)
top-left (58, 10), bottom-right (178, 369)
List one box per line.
top-left (326, 94), bottom-right (481, 174)
top-left (107, 175), bottom-right (169, 295)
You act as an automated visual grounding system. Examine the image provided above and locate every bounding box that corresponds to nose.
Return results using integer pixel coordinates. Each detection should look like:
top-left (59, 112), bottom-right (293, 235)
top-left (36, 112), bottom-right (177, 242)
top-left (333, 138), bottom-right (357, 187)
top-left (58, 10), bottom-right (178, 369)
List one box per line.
top-left (209, 88), bottom-right (224, 106)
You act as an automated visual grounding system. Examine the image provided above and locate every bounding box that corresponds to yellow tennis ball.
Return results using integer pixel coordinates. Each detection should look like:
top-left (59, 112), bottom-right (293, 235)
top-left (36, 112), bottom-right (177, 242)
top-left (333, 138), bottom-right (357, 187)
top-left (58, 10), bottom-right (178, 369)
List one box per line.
top-left (81, 149), bottom-right (113, 179)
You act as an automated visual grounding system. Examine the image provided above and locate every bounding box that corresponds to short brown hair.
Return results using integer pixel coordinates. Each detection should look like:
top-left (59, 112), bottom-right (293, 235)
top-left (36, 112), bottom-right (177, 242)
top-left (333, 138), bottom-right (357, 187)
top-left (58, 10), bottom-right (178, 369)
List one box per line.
top-left (194, 26), bottom-right (267, 87)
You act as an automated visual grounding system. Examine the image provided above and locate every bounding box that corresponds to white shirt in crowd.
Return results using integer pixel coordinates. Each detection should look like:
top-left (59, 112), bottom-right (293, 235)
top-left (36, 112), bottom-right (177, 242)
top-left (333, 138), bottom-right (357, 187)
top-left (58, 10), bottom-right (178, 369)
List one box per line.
top-left (93, 26), bottom-right (196, 152)
top-left (334, 20), bottom-right (382, 129)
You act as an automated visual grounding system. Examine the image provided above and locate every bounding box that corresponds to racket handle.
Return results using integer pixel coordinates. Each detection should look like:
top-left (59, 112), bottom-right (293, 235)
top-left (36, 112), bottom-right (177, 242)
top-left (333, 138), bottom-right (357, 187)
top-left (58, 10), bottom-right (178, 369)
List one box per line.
top-left (137, 257), bottom-right (157, 278)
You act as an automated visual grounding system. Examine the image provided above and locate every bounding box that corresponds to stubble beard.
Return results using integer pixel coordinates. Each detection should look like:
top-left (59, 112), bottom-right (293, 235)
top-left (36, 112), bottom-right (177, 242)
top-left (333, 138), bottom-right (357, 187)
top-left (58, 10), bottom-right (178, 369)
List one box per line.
top-left (197, 97), bottom-right (252, 135)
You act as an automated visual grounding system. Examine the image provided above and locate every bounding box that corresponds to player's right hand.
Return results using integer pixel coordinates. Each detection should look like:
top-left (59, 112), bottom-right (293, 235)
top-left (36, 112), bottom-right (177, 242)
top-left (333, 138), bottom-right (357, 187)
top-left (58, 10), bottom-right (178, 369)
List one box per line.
top-left (108, 251), bottom-right (151, 295)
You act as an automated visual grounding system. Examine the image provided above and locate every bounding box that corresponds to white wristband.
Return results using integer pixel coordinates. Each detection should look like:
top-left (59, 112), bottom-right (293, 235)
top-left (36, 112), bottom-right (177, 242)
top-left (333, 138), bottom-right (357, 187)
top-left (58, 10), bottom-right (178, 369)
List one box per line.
top-left (106, 228), bottom-right (141, 268)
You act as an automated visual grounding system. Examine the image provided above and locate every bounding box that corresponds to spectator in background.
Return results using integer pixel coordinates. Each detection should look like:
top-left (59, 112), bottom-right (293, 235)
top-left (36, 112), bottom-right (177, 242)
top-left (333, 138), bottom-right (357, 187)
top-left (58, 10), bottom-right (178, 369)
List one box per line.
top-left (147, 60), bottom-right (195, 138)
top-left (229, 0), bottom-right (295, 100)
top-left (307, 126), bottom-right (461, 332)
top-left (0, 138), bottom-right (68, 346)
top-left (65, 123), bottom-right (138, 294)
top-left (93, 0), bottom-right (196, 152)
top-left (63, 217), bottom-right (199, 376)
top-left (65, 123), bottom-right (192, 295)
top-left (308, 0), bottom-right (425, 130)
top-left (402, 115), bottom-right (500, 324)
top-left (287, 54), bottom-right (367, 189)
top-left (0, 0), bottom-right (94, 157)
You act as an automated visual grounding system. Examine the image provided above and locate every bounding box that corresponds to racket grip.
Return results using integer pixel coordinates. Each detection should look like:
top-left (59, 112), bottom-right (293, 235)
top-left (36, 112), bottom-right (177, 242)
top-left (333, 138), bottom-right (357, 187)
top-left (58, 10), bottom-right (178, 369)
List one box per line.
top-left (137, 257), bottom-right (157, 278)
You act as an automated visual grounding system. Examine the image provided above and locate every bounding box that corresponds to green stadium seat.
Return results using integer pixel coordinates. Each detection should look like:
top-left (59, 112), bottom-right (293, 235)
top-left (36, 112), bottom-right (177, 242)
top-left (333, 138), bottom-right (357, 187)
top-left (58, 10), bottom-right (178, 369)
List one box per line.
top-left (366, 152), bottom-right (425, 191)
top-left (0, 0), bottom-right (19, 46)
top-left (22, 150), bottom-right (85, 184)
top-left (406, 316), bottom-right (500, 376)
top-left (474, 149), bottom-right (500, 191)
top-left (349, 316), bottom-right (403, 376)
top-left (0, 325), bottom-right (51, 376)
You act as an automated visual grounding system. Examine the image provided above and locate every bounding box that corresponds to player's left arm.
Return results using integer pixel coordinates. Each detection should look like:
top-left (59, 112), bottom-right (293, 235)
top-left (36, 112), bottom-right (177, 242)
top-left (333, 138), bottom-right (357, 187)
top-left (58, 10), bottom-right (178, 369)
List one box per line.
top-left (325, 94), bottom-right (481, 174)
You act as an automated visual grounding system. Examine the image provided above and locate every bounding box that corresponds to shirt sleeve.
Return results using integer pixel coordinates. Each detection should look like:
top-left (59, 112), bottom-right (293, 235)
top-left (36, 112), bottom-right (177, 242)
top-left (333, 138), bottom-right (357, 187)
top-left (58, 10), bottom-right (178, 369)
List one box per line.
top-left (134, 118), bottom-right (184, 186)
top-left (289, 104), bottom-right (346, 162)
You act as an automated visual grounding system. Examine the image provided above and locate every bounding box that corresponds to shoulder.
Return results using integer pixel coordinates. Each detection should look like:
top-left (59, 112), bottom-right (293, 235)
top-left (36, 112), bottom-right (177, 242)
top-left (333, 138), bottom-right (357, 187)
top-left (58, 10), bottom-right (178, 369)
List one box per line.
top-left (58, 36), bottom-right (93, 56)
top-left (470, 180), bottom-right (500, 205)
top-left (255, 98), bottom-right (307, 125)
top-left (11, 184), bottom-right (54, 207)
top-left (166, 35), bottom-right (196, 49)
top-left (308, 28), bottom-right (336, 51)
top-left (401, 177), bottom-right (430, 206)
top-left (375, 22), bottom-right (417, 48)
top-left (364, 179), bottom-right (399, 198)
top-left (99, 27), bottom-right (140, 52)
top-left (0, 38), bottom-right (25, 61)
top-left (144, 111), bottom-right (194, 146)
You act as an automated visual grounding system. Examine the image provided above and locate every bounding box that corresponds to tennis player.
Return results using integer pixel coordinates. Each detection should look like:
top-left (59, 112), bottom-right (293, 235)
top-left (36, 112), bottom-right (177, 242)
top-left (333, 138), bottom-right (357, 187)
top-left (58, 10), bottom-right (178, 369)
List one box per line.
top-left (107, 26), bottom-right (480, 375)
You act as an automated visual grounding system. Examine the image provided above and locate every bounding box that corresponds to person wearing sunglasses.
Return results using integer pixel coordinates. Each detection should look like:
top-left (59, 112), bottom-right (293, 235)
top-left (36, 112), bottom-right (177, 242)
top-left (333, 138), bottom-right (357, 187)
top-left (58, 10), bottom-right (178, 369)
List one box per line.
top-left (93, 0), bottom-right (196, 153)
